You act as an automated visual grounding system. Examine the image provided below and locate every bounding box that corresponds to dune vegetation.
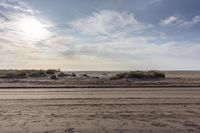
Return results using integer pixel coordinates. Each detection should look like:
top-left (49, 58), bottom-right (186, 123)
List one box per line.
top-left (0, 69), bottom-right (61, 79)
top-left (0, 70), bottom-right (165, 81)
top-left (110, 71), bottom-right (165, 80)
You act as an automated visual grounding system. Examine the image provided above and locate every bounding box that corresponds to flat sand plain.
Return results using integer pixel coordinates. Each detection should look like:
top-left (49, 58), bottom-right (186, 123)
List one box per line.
top-left (0, 87), bottom-right (200, 133)
top-left (0, 71), bottom-right (200, 133)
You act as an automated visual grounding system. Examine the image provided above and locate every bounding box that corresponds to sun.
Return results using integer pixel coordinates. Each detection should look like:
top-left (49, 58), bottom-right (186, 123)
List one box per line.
top-left (19, 17), bottom-right (50, 40)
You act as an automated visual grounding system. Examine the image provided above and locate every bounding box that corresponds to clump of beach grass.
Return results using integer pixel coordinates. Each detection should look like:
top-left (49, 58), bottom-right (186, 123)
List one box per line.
top-left (57, 72), bottom-right (67, 77)
top-left (0, 69), bottom-right (67, 79)
top-left (46, 69), bottom-right (57, 75)
top-left (28, 70), bottom-right (46, 77)
top-left (110, 71), bottom-right (165, 80)
top-left (1, 72), bottom-right (27, 79)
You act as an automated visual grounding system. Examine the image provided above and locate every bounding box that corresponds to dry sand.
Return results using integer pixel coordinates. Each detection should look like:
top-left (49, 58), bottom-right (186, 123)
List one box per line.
top-left (0, 87), bottom-right (200, 133)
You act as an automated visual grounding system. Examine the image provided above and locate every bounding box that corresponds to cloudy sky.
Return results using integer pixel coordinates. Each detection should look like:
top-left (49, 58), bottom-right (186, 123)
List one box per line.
top-left (0, 0), bottom-right (200, 70)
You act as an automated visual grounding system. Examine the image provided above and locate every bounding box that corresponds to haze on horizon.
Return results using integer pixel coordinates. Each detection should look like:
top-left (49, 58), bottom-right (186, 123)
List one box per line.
top-left (0, 0), bottom-right (200, 70)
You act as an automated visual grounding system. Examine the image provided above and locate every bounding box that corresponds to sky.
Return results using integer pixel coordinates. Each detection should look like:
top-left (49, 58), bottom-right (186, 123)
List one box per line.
top-left (0, 0), bottom-right (200, 70)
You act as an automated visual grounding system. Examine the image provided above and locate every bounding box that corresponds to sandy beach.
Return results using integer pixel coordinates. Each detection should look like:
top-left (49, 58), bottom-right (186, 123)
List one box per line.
top-left (0, 87), bottom-right (200, 133)
top-left (0, 71), bottom-right (200, 132)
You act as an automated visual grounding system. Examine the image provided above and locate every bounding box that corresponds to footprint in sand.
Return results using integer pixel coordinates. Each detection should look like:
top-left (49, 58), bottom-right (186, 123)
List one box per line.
top-left (151, 122), bottom-right (167, 127)
top-left (183, 120), bottom-right (200, 129)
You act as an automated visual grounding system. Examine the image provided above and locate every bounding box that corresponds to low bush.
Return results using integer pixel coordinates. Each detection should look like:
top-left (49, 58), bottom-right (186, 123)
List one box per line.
top-left (71, 73), bottom-right (76, 77)
top-left (46, 69), bottom-right (57, 75)
top-left (1, 73), bottom-right (17, 79)
top-left (57, 72), bottom-right (67, 77)
top-left (151, 71), bottom-right (165, 78)
top-left (110, 72), bottom-right (126, 80)
top-left (110, 71), bottom-right (165, 80)
top-left (1, 71), bottom-right (27, 79)
top-left (16, 71), bottom-right (27, 78)
top-left (116, 72), bottom-right (127, 79)
top-left (0, 69), bottom-right (67, 79)
top-left (0, 70), bottom-right (8, 75)
top-left (126, 71), bottom-right (148, 79)
top-left (29, 70), bottom-right (46, 77)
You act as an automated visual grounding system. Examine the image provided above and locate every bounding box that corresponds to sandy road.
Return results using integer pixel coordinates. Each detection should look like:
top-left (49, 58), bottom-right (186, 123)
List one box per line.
top-left (0, 87), bottom-right (200, 99)
top-left (0, 88), bottom-right (200, 133)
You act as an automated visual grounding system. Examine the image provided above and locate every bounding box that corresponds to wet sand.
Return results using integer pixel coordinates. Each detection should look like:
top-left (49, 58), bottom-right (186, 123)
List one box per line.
top-left (0, 88), bottom-right (200, 133)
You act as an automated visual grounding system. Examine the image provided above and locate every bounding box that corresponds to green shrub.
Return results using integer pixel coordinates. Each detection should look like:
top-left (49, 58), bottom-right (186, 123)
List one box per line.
top-left (116, 72), bottom-right (127, 79)
top-left (16, 71), bottom-right (27, 78)
top-left (110, 72), bottom-right (126, 80)
top-left (29, 70), bottom-right (46, 77)
top-left (1, 73), bottom-right (17, 79)
top-left (1, 71), bottom-right (27, 79)
top-left (46, 69), bottom-right (57, 75)
top-left (110, 71), bottom-right (165, 80)
top-left (0, 70), bottom-right (8, 75)
top-left (127, 71), bottom-right (165, 79)
top-left (126, 71), bottom-right (147, 78)
top-left (152, 71), bottom-right (165, 78)
top-left (58, 72), bottom-right (67, 77)
top-left (71, 73), bottom-right (76, 77)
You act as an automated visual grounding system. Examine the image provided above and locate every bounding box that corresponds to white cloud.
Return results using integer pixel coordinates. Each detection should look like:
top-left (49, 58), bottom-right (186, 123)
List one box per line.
top-left (179, 16), bottom-right (200, 28)
top-left (52, 25), bottom-right (200, 70)
top-left (1, 5), bottom-right (200, 70)
top-left (160, 16), bottom-right (178, 26)
top-left (0, 0), bottom-right (37, 14)
top-left (160, 15), bottom-right (200, 28)
top-left (70, 10), bottom-right (146, 36)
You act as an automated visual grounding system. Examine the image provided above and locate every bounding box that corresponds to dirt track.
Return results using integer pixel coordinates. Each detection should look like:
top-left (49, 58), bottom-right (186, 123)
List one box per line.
top-left (0, 88), bottom-right (200, 133)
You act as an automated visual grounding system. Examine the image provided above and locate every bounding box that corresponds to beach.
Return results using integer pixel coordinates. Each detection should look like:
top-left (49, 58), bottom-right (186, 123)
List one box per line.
top-left (0, 71), bottom-right (200, 132)
top-left (0, 87), bottom-right (200, 133)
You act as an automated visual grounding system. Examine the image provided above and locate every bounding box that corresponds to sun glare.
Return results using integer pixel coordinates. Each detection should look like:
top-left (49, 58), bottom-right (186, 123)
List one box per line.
top-left (19, 17), bottom-right (50, 40)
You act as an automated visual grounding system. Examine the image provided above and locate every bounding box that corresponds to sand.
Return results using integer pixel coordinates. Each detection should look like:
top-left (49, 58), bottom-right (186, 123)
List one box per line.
top-left (0, 87), bottom-right (200, 133)
top-left (0, 71), bottom-right (199, 132)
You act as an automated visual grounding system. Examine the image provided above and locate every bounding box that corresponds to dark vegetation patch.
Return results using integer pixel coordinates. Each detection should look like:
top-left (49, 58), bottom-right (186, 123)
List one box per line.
top-left (69, 72), bottom-right (76, 77)
top-left (46, 69), bottom-right (57, 75)
top-left (57, 72), bottom-right (67, 77)
top-left (0, 69), bottom-right (81, 80)
top-left (0, 70), bottom-right (27, 79)
top-left (0, 69), bottom-right (59, 79)
top-left (0, 72), bottom-right (26, 79)
top-left (110, 71), bottom-right (165, 80)
top-left (28, 70), bottom-right (46, 77)
top-left (50, 75), bottom-right (58, 80)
